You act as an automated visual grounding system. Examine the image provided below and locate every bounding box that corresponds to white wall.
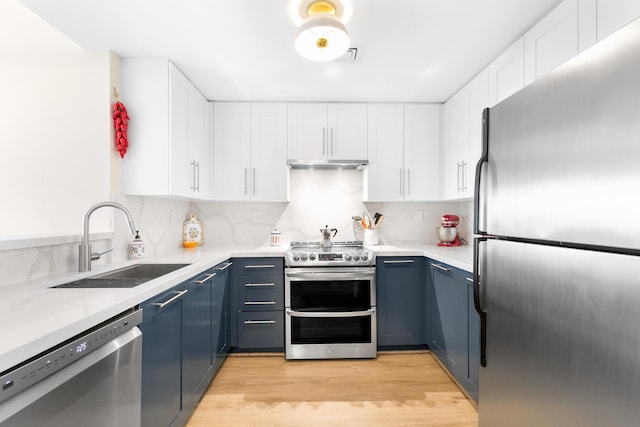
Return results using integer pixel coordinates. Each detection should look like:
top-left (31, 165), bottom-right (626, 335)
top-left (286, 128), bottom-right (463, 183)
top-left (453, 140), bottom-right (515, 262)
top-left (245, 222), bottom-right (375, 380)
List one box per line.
top-left (0, 0), bottom-right (112, 237)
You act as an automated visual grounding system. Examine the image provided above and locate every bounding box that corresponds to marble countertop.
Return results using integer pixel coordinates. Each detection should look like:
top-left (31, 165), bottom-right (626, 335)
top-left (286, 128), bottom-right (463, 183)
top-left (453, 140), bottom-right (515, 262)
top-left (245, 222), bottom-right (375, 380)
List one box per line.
top-left (0, 243), bottom-right (471, 373)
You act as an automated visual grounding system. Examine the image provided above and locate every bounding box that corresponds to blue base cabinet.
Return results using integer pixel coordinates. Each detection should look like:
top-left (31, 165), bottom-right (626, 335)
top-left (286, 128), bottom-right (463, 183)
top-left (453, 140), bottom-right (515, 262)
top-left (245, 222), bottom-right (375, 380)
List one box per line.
top-left (234, 257), bottom-right (285, 351)
top-left (140, 260), bottom-right (233, 427)
top-left (376, 257), bottom-right (424, 348)
top-left (429, 260), bottom-right (479, 403)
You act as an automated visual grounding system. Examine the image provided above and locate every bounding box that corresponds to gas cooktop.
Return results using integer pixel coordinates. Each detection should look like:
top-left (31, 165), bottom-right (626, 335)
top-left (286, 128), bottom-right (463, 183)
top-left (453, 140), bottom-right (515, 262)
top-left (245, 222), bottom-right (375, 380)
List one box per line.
top-left (286, 241), bottom-right (374, 267)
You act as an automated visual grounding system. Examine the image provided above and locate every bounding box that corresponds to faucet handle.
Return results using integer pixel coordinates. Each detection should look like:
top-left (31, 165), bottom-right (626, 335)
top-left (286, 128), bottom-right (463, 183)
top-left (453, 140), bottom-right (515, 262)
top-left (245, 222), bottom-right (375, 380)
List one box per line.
top-left (91, 248), bottom-right (114, 261)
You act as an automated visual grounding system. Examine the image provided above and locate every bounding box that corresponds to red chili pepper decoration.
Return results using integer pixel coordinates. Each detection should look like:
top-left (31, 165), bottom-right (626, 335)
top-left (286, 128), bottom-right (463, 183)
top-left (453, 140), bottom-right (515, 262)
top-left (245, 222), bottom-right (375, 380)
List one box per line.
top-left (112, 102), bottom-right (130, 158)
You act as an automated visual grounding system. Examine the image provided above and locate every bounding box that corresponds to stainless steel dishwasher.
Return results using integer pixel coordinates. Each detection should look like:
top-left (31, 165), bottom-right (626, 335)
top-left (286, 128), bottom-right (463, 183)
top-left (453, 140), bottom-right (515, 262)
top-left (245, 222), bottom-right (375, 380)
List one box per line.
top-left (0, 308), bottom-right (143, 427)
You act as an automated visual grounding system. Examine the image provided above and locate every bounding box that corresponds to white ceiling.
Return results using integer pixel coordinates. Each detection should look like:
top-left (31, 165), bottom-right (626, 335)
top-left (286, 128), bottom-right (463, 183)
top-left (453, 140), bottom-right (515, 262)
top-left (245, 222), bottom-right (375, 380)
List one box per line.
top-left (17, 0), bottom-right (563, 103)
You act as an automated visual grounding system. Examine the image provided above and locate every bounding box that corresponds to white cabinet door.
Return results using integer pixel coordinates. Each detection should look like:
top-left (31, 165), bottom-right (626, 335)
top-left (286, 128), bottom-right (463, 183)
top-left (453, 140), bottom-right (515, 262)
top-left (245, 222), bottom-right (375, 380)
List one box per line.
top-left (403, 104), bottom-right (441, 201)
top-left (466, 69), bottom-right (490, 198)
top-left (212, 102), bottom-right (251, 200)
top-left (251, 103), bottom-right (288, 201)
top-left (327, 104), bottom-right (368, 160)
top-left (365, 104), bottom-right (404, 201)
top-left (443, 90), bottom-right (469, 200)
top-left (287, 103), bottom-right (326, 161)
top-left (597, 0), bottom-right (640, 41)
top-left (187, 87), bottom-right (211, 199)
top-left (524, 0), bottom-right (579, 85)
top-left (168, 64), bottom-right (191, 198)
top-left (488, 37), bottom-right (525, 106)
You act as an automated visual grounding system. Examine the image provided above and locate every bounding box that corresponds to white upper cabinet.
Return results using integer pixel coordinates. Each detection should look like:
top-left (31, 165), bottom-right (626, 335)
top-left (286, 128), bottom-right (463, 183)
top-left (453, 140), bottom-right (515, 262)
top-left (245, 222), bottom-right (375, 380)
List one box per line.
top-left (121, 59), bottom-right (211, 199)
top-left (403, 104), bottom-right (441, 201)
top-left (596, 0), bottom-right (640, 41)
top-left (524, 0), bottom-right (579, 85)
top-left (443, 70), bottom-right (490, 200)
top-left (287, 103), bottom-right (367, 161)
top-left (212, 103), bottom-right (288, 201)
top-left (365, 104), bottom-right (440, 201)
top-left (488, 37), bottom-right (525, 106)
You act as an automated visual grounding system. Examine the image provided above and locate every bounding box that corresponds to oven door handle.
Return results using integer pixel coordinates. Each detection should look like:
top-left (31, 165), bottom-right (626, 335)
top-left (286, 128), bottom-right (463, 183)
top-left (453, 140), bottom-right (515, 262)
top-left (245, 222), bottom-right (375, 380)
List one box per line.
top-left (285, 270), bottom-right (375, 281)
top-left (286, 308), bottom-right (376, 318)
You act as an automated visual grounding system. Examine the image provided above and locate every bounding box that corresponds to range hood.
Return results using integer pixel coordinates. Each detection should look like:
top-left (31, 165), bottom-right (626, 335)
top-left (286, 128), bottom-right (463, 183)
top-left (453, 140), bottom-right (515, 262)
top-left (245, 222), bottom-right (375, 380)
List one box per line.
top-left (287, 159), bottom-right (368, 170)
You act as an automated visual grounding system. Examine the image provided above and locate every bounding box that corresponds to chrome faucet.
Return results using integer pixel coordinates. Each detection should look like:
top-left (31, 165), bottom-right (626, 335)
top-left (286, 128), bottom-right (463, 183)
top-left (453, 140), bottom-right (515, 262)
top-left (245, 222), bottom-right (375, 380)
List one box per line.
top-left (79, 201), bottom-right (138, 272)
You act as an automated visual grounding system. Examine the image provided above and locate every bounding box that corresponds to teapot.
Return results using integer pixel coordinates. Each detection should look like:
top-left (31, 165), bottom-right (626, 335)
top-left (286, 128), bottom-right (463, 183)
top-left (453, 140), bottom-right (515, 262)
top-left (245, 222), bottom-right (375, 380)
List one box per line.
top-left (320, 225), bottom-right (338, 247)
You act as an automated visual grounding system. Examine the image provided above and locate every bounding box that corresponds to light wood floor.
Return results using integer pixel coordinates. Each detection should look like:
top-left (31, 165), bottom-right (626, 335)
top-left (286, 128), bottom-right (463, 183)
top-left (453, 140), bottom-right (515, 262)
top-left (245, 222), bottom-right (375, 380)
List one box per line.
top-left (187, 352), bottom-right (478, 427)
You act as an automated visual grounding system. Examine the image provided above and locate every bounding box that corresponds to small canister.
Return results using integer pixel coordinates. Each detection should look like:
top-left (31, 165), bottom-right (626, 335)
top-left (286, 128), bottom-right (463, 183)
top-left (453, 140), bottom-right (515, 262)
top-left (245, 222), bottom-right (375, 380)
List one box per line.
top-left (129, 231), bottom-right (145, 259)
top-left (270, 228), bottom-right (282, 246)
top-left (183, 213), bottom-right (204, 248)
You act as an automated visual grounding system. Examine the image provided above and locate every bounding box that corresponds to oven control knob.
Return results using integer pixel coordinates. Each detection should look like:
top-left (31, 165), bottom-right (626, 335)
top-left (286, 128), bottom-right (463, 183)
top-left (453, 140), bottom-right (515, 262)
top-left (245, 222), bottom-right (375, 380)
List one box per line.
top-left (353, 254), bottom-right (360, 261)
top-left (292, 253), bottom-right (300, 261)
top-left (344, 253), bottom-right (352, 261)
top-left (309, 253), bottom-right (317, 261)
top-left (301, 253), bottom-right (308, 261)
top-left (360, 252), bottom-right (369, 261)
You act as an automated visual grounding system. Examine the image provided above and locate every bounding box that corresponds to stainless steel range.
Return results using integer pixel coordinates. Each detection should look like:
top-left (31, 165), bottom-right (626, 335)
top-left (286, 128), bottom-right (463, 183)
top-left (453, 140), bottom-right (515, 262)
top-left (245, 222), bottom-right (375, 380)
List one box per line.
top-left (285, 241), bottom-right (376, 360)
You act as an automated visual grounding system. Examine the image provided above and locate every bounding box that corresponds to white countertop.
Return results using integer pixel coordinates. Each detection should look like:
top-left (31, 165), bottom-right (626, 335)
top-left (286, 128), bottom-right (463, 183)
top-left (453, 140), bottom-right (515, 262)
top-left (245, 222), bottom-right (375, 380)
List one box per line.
top-left (0, 243), bottom-right (470, 373)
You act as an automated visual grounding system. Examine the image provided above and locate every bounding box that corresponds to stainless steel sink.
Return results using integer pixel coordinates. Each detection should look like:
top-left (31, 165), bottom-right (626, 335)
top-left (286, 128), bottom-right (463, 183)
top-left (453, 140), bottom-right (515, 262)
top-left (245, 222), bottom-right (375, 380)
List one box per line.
top-left (53, 263), bottom-right (191, 288)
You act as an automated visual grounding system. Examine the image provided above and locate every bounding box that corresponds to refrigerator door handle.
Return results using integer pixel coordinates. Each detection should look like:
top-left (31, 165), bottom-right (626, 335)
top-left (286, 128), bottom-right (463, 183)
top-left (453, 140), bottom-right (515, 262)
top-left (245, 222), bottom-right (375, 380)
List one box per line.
top-left (474, 236), bottom-right (488, 367)
top-left (474, 107), bottom-right (490, 236)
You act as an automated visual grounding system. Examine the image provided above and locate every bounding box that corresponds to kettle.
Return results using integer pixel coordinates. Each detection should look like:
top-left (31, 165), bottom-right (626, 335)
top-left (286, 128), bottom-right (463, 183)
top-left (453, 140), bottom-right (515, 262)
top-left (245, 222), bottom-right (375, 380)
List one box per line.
top-left (320, 225), bottom-right (338, 248)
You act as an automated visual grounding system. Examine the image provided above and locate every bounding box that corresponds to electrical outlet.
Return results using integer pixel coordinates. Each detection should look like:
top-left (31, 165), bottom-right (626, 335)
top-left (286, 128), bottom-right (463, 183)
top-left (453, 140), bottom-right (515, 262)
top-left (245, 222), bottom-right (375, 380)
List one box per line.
top-left (252, 210), bottom-right (262, 224)
top-left (169, 209), bottom-right (176, 224)
top-left (415, 210), bottom-right (424, 223)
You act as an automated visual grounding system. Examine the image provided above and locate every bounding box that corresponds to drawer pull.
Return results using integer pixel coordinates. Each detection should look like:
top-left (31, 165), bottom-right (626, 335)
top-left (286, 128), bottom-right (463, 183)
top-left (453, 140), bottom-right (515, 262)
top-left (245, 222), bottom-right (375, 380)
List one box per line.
top-left (466, 277), bottom-right (474, 283)
top-left (431, 263), bottom-right (451, 272)
top-left (244, 283), bottom-right (276, 287)
top-left (153, 290), bottom-right (188, 309)
top-left (193, 273), bottom-right (216, 284)
top-left (244, 301), bottom-right (276, 305)
top-left (383, 260), bottom-right (415, 264)
top-left (244, 265), bottom-right (276, 269)
top-left (243, 320), bottom-right (277, 325)
top-left (217, 262), bottom-right (233, 271)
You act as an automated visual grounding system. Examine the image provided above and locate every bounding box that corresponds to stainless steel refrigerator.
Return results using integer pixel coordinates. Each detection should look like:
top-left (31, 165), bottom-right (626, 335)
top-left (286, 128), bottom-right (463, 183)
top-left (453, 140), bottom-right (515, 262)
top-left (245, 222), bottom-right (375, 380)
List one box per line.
top-left (473, 16), bottom-right (640, 427)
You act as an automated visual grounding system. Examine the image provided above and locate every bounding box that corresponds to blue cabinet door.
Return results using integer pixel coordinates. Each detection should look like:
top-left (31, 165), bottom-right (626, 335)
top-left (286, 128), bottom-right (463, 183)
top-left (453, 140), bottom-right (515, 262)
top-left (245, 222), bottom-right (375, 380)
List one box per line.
top-left (430, 261), bottom-right (468, 383)
top-left (376, 257), bottom-right (423, 347)
top-left (182, 271), bottom-right (214, 414)
top-left (140, 286), bottom-right (185, 427)
top-left (467, 278), bottom-right (480, 402)
top-left (213, 261), bottom-right (232, 372)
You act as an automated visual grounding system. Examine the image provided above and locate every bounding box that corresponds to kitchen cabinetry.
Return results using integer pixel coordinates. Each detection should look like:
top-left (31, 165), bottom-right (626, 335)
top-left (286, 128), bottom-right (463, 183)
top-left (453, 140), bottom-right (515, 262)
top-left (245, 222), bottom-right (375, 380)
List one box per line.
top-left (365, 104), bottom-right (440, 201)
top-left (429, 261), bottom-right (478, 403)
top-left (596, 0), bottom-right (640, 41)
top-left (212, 261), bottom-right (233, 373)
top-left (524, 0), bottom-right (579, 85)
top-left (443, 70), bottom-right (489, 200)
top-left (235, 258), bottom-right (285, 351)
top-left (287, 103), bottom-right (368, 161)
top-left (140, 283), bottom-right (187, 427)
top-left (212, 102), bottom-right (288, 201)
top-left (487, 37), bottom-right (524, 106)
top-left (376, 257), bottom-right (423, 347)
top-left (121, 59), bottom-right (211, 199)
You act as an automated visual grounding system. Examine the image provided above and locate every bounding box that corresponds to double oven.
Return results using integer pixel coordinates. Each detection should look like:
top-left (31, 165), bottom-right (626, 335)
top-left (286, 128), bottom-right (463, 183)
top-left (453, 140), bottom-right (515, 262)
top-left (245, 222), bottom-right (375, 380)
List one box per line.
top-left (285, 241), bottom-right (376, 359)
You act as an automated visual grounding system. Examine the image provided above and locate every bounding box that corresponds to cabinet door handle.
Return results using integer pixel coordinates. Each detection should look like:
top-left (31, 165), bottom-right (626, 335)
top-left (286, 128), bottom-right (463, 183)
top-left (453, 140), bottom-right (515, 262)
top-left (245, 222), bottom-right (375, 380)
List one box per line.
top-left (193, 273), bottom-right (216, 284)
top-left (456, 162), bottom-right (462, 192)
top-left (153, 290), bottom-right (188, 309)
top-left (244, 168), bottom-right (248, 195)
top-left (243, 320), bottom-right (276, 325)
top-left (190, 160), bottom-right (197, 191)
top-left (244, 282), bottom-right (276, 287)
top-left (330, 127), bottom-right (334, 155)
top-left (244, 265), bottom-right (275, 269)
top-left (244, 301), bottom-right (276, 305)
top-left (430, 263), bottom-right (451, 272)
top-left (322, 127), bottom-right (326, 155)
top-left (216, 262), bottom-right (233, 271)
top-left (252, 168), bottom-right (256, 195)
top-left (465, 277), bottom-right (474, 283)
top-left (462, 161), bottom-right (468, 192)
top-left (196, 161), bottom-right (200, 192)
top-left (399, 168), bottom-right (403, 195)
top-left (383, 260), bottom-right (415, 264)
top-left (406, 168), bottom-right (411, 195)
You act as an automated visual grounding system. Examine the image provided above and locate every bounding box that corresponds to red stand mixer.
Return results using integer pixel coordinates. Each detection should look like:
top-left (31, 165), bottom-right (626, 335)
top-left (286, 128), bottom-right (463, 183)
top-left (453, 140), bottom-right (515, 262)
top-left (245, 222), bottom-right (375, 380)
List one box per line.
top-left (436, 214), bottom-right (462, 247)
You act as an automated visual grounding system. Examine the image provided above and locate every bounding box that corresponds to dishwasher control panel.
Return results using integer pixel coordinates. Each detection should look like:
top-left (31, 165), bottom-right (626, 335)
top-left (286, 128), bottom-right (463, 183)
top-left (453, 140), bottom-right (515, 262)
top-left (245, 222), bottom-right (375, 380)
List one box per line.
top-left (0, 308), bottom-right (142, 404)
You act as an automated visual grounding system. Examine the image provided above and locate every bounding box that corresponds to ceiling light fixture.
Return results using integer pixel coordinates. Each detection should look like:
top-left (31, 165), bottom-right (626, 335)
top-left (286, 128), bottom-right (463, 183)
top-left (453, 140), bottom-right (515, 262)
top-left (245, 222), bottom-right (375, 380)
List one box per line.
top-left (295, 0), bottom-right (350, 62)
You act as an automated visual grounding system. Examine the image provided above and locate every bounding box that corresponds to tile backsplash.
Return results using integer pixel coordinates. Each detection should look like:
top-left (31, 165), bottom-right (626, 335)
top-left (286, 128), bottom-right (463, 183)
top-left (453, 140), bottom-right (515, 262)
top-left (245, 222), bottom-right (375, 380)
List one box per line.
top-left (0, 170), bottom-right (472, 285)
